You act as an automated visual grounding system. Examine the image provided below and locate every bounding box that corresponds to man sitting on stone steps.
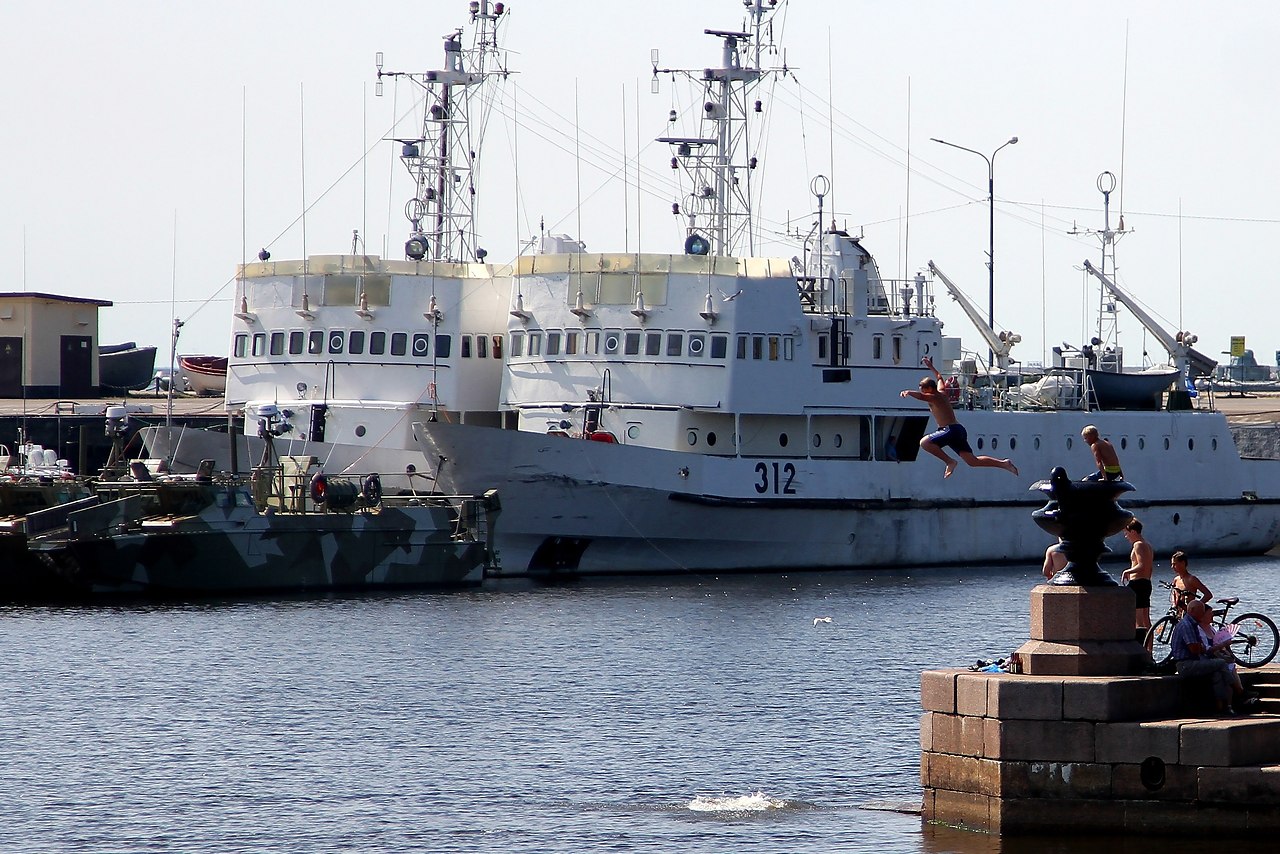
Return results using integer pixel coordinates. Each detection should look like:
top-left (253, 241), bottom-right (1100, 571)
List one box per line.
top-left (1171, 601), bottom-right (1249, 715)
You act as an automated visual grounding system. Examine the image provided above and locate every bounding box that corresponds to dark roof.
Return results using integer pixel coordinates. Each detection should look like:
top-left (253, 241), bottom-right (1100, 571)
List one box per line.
top-left (0, 291), bottom-right (112, 307)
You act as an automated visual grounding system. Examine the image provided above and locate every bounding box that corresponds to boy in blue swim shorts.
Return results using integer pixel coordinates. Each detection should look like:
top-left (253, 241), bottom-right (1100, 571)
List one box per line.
top-left (900, 357), bottom-right (1019, 479)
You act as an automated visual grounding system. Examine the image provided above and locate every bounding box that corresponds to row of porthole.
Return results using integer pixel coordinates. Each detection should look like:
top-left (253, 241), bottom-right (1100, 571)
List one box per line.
top-left (687, 430), bottom-right (851, 449)
top-left (977, 435), bottom-right (1218, 453)
top-left (682, 430), bottom-right (1221, 454)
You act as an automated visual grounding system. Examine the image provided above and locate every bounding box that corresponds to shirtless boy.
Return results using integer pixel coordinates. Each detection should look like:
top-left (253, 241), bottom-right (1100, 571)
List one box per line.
top-left (1042, 538), bottom-right (1067, 581)
top-left (1081, 425), bottom-right (1124, 481)
top-left (1170, 550), bottom-right (1212, 614)
top-left (1120, 518), bottom-right (1154, 636)
top-left (900, 357), bottom-right (1018, 479)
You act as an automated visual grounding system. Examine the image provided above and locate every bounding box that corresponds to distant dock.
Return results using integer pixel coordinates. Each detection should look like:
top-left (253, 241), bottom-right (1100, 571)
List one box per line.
top-left (0, 392), bottom-right (237, 474)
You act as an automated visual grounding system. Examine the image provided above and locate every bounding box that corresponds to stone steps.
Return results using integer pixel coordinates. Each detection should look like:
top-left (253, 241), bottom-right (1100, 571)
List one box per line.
top-left (1241, 667), bottom-right (1280, 714)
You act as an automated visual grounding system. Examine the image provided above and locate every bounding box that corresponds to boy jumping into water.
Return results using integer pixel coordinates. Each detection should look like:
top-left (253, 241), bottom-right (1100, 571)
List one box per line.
top-left (900, 357), bottom-right (1019, 479)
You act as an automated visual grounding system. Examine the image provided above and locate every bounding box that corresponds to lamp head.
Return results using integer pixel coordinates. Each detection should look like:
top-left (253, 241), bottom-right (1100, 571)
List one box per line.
top-left (1008, 136), bottom-right (1019, 144)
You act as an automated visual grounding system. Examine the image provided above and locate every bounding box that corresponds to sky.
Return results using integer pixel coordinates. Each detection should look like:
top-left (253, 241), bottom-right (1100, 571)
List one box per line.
top-left (3, 0), bottom-right (1279, 370)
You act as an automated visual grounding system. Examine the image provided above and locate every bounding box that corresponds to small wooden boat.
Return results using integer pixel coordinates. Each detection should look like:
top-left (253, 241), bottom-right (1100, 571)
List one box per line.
top-left (179, 355), bottom-right (228, 396)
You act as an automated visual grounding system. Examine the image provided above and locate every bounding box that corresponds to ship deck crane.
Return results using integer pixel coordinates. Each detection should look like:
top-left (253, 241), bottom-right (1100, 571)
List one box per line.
top-left (1081, 259), bottom-right (1217, 379)
top-left (928, 261), bottom-right (1020, 372)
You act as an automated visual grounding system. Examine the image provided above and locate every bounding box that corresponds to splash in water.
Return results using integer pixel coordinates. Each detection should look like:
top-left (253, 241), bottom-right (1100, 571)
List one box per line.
top-left (687, 792), bottom-right (786, 813)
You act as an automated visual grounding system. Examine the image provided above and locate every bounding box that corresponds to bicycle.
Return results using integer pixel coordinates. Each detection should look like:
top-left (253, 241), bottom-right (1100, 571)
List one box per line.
top-left (1145, 580), bottom-right (1279, 669)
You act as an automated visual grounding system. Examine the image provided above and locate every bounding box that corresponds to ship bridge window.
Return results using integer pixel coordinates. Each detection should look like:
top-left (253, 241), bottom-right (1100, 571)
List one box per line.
top-left (461, 335), bottom-right (473, 358)
top-left (768, 335), bottom-right (780, 361)
top-left (873, 335), bottom-right (884, 360)
top-left (391, 332), bottom-right (407, 356)
top-left (234, 334), bottom-right (247, 358)
top-left (818, 335), bottom-right (828, 361)
top-left (270, 332), bottom-right (285, 356)
top-left (436, 334), bottom-right (451, 358)
top-left (547, 331), bottom-right (562, 356)
top-left (412, 333), bottom-right (430, 357)
top-left (322, 274), bottom-right (358, 306)
top-left (510, 331), bottom-right (525, 357)
top-left (527, 332), bottom-right (542, 356)
top-left (585, 330), bottom-right (600, 354)
top-left (645, 331), bottom-right (661, 356)
top-left (565, 331), bottom-right (578, 355)
top-left (784, 337), bottom-right (794, 360)
top-left (309, 331), bottom-right (324, 355)
top-left (753, 336), bottom-right (764, 360)
top-left (370, 331), bottom-right (386, 355)
top-left (599, 273), bottom-right (634, 304)
top-left (252, 333), bottom-right (266, 357)
top-left (328, 331), bottom-right (345, 354)
top-left (892, 335), bottom-right (903, 364)
top-left (688, 333), bottom-right (705, 357)
top-left (349, 330), bottom-right (365, 355)
top-left (362, 275), bottom-right (390, 306)
top-left (735, 334), bottom-right (748, 359)
top-left (624, 331), bottom-right (641, 356)
top-left (289, 331), bottom-right (304, 355)
top-left (667, 332), bottom-right (684, 357)
top-left (710, 334), bottom-right (728, 359)
top-left (477, 334), bottom-right (489, 358)
top-left (603, 331), bottom-right (620, 354)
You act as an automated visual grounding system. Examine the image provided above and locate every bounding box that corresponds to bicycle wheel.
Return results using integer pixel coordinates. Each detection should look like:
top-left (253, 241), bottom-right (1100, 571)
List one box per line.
top-left (1146, 615), bottom-right (1177, 668)
top-left (1230, 613), bottom-right (1279, 668)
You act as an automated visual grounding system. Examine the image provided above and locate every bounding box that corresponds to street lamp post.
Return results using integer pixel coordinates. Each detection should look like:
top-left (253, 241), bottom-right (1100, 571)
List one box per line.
top-left (930, 135), bottom-right (1018, 366)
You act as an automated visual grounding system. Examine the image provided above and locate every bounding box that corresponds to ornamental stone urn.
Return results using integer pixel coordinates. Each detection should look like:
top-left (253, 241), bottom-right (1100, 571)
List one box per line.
top-left (1018, 467), bottom-right (1146, 675)
top-left (1031, 466), bottom-right (1135, 586)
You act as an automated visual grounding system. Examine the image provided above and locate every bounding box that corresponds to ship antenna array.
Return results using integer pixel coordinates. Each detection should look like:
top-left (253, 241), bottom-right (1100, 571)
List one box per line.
top-left (651, 0), bottom-right (790, 258)
top-left (375, 1), bottom-right (511, 264)
top-left (1067, 170), bottom-right (1130, 352)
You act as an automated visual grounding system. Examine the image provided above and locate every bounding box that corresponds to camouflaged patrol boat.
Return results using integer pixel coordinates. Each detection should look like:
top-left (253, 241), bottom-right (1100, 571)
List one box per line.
top-left (0, 438), bottom-right (94, 599)
top-left (27, 406), bottom-right (498, 596)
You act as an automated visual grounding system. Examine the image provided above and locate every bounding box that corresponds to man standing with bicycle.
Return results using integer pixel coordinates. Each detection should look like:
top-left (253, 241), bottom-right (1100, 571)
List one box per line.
top-left (1172, 601), bottom-right (1244, 715)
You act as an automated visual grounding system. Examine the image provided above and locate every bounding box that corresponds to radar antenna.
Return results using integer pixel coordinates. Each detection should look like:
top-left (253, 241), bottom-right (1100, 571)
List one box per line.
top-left (653, 0), bottom-right (790, 257)
top-left (376, 1), bottom-right (511, 263)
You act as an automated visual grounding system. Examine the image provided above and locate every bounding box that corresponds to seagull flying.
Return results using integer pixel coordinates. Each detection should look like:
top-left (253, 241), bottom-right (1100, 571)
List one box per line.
top-left (813, 616), bottom-right (833, 626)
top-left (717, 287), bottom-right (744, 302)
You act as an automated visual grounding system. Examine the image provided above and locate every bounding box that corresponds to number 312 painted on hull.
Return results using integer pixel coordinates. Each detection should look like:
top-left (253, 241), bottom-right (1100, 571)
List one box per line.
top-left (754, 462), bottom-right (797, 495)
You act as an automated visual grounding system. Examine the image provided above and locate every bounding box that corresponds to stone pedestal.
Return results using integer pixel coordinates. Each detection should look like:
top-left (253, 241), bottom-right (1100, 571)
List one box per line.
top-left (1016, 585), bottom-right (1148, 676)
top-left (920, 666), bottom-right (1280, 835)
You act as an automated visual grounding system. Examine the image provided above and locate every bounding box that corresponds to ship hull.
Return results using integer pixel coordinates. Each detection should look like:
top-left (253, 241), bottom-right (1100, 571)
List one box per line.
top-left (413, 414), bottom-right (1280, 577)
top-left (30, 499), bottom-right (487, 596)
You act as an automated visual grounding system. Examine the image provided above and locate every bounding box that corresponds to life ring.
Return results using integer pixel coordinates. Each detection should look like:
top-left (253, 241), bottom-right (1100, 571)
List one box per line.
top-left (587, 431), bottom-right (617, 443)
top-left (309, 472), bottom-right (328, 503)
top-left (362, 473), bottom-right (383, 505)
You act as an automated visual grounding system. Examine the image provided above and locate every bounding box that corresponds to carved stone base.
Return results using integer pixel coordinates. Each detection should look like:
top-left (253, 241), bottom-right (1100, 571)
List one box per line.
top-left (1016, 585), bottom-right (1148, 676)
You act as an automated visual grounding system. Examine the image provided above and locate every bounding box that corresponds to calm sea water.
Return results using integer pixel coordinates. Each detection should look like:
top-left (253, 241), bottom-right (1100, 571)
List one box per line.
top-left (3, 556), bottom-right (1277, 853)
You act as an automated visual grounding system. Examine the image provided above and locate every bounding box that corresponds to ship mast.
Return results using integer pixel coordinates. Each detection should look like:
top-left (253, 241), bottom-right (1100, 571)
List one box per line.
top-left (1069, 171), bottom-right (1129, 353)
top-left (653, 0), bottom-right (788, 257)
top-left (376, 1), bottom-right (510, 264)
